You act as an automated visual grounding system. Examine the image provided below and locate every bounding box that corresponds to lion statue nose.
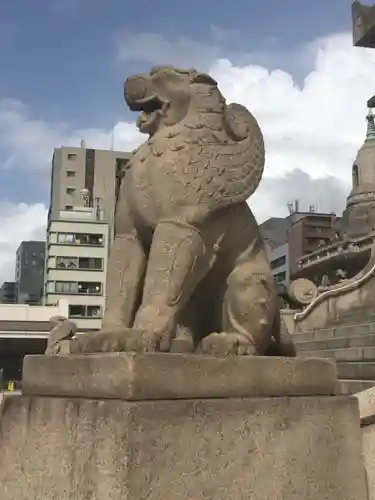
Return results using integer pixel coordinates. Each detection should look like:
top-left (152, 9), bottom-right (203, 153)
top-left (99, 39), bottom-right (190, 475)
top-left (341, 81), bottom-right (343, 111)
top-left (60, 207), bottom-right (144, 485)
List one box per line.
top-left (124, 75), bottom-right (149, 103)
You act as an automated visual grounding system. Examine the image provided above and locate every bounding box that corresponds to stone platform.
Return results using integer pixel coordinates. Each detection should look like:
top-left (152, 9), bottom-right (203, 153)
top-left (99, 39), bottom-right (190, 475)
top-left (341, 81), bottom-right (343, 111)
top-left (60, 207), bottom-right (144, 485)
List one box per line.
top-left (22, 352), bottom-right (338, 399)
top-left (0, 354), bottom-right (369, 499)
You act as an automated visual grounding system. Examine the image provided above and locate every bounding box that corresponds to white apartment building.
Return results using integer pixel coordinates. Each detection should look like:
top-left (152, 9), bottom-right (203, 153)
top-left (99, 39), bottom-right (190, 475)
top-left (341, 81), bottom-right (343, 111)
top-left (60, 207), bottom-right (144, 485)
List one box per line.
top-left (44, 206), bottom-right (109, 330)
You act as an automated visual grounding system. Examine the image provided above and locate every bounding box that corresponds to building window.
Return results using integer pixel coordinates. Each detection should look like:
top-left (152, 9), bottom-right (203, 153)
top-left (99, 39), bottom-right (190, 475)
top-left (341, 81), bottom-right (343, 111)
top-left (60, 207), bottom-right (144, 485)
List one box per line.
top-left (55, 281), bottom-right (78, 294)
top-left (56, 232), bottom-right (104, 246)
top-left (78, 257), bottom-right (103, 270)
top-left (69, 304), bottom-right (102, 318)
top-left (56, 256), bottom-right (77, 269)
top-left (57, 233), bottom-right (74, 244)
top-left (69, 305), bottom-right (86, 317)
top-left (78, 282), bottom-right (102, 295)
top-left (67, 170), bottom-right (76, 177)
top-left (270, 255), bottom-right (286, 270)
top-left (274, 271), bottom-right (286, 283)
top-left (65, 205), bottom-right (73, 211)
top-left (54, 256), bottom-right (103, 270)
top-left (352, 164), bottom-right (359, 187)
top-left (51, 281), bottom-right (101, 295)
top-left (67, 153), bottom-right (77, 160)
top-left (66, 187), bottom-right (75, 195)
top-left (87, 305), bottom-right (101, 317)
top-left (75, 233), bottom-right (103, 245)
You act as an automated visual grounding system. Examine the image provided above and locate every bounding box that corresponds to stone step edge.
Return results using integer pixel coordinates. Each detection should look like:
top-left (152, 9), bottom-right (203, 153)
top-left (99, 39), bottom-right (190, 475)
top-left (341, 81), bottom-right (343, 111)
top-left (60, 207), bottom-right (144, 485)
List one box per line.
top-left (299, 347), bottom-right (375, 361)
top-left (339, 379), bottom-right (375, 383)
top-left (294, 321), bottom-right (375, 332)
top-left (293, 326), bottom-right (375, 339)
top-left (295, 333), bottom-right (375, 348)
top-left (293, 319), bottom-right (375, 334)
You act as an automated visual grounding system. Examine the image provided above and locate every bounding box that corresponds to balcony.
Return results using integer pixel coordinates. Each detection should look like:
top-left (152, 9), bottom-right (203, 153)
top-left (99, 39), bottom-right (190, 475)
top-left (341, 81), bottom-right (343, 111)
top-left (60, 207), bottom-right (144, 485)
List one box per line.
top-left (55, 232), bottom-right (104, 246)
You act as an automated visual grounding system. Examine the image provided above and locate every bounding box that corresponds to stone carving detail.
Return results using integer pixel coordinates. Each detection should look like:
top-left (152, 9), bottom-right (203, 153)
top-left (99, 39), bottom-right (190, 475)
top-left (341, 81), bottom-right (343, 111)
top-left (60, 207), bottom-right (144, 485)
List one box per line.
top-left (45, 316), bottom-right (76, 356)
top-left (289, 278), bottom-right (318, 306)
top-left (71, 66), bottom-right (295, 357)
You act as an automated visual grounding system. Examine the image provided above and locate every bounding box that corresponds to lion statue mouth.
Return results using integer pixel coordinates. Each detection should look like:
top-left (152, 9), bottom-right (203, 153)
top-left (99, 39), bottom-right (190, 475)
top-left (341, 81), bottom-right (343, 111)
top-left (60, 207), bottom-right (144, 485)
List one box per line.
top-left (127, 92), bottom-right (165, 135)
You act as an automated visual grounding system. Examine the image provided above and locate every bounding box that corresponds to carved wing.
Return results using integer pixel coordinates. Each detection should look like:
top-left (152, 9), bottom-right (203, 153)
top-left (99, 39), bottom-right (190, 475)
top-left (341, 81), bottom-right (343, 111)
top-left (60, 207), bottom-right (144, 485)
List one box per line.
top-left (203, 103), bottom-right (265, 210)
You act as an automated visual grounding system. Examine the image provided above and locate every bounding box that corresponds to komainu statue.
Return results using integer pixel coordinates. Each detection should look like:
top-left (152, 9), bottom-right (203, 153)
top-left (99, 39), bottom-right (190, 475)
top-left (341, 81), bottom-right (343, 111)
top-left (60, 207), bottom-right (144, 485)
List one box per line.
top-left (71, 66), bottom-right (295, 357)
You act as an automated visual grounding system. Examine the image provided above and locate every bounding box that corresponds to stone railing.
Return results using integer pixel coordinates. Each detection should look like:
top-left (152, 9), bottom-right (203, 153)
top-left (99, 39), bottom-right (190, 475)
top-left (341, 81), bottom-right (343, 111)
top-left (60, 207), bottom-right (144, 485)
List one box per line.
top-left (294, 252), bottom-right (375, 323)
top-left (298, 232), bottom-right (375, 270)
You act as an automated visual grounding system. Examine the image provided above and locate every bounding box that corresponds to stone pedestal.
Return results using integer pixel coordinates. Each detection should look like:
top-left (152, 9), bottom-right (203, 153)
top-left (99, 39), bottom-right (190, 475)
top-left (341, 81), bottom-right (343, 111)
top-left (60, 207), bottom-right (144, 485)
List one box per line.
top-left (0, 354), bottom-right (369, 499)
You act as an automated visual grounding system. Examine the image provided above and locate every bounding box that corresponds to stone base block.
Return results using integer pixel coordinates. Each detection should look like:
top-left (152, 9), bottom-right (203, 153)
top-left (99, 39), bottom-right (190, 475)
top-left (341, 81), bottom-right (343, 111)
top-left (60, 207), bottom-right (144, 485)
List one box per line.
top-left (22, 353), bottom-right (338, 399)
top-left (0, 394), bottom-right (368, 499)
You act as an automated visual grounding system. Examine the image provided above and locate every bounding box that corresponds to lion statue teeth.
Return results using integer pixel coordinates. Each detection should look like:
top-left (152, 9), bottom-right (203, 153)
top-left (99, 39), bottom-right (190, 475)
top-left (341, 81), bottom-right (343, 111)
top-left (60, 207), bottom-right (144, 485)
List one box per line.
top-left (70, 66), bottom-right (295, 358)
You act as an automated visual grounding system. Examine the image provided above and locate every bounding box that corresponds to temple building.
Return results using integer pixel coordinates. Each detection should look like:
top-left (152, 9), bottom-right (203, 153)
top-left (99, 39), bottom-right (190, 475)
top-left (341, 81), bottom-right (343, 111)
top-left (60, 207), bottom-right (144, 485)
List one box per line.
top-left (342, 111), bottom-right (375, 237)
top-left (293, 109), bottom-right (375, 284)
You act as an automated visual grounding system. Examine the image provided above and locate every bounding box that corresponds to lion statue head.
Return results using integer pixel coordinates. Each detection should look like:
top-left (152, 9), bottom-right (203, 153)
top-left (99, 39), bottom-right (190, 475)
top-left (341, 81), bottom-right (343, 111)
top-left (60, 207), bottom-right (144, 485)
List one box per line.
top-left (124, 65), bottom-right (265, 208)
top-left (124, 66), bottom-right (226, 137)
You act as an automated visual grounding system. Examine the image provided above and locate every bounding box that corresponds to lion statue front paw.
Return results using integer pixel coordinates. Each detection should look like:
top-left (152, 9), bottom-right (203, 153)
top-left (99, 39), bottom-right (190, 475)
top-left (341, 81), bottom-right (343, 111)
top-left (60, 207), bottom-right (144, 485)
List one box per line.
top-left (196, 332), bottom-right (259, 357)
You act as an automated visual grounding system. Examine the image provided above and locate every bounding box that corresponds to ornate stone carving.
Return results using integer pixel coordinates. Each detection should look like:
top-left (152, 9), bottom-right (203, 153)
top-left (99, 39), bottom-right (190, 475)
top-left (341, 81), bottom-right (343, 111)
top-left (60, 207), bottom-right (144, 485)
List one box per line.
top-left (45, 316), bottom-right (76, 356)
top-left (289, 278), bottom-right (318, 306)
top-left (71, 66), bottom-right (295, 357)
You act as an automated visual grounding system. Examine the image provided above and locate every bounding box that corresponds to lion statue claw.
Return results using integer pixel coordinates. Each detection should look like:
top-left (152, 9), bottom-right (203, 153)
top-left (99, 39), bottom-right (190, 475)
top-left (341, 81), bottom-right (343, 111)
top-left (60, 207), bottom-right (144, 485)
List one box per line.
top-left (71, 66), bottom-right (295, 358)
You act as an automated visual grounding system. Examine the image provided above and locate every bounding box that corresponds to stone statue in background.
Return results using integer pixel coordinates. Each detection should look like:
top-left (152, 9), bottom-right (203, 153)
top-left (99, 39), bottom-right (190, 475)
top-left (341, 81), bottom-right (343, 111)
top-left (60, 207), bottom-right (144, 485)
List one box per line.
top-left (71, 66), bottom-right (295, 357)
top-left (45, 316), bottom-right (76, 356)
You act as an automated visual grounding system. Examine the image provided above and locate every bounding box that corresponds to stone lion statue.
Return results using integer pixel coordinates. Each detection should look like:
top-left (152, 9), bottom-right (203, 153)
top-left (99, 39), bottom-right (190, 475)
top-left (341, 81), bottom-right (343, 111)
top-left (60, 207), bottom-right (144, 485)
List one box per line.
top-left (71, 66), bottom-right (295, 357)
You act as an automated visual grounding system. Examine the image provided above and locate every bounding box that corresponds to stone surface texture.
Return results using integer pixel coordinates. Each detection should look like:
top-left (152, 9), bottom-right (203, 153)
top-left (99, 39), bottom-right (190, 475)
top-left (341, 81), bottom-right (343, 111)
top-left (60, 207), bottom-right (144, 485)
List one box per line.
top-left (45, 315), bottom-right (76, 355)
top-left (356, 386), bottom-right (375, 425)
top-left (22, 353), bottom-right (338, 400)
top-left (352, 1), bottom-right (375, 48)
top-left (70, 66), bottom-right (295, 358)
top-left (355, 386), bottom-right (375, 499)
top-left (0, 393), bottom-right (368, 500)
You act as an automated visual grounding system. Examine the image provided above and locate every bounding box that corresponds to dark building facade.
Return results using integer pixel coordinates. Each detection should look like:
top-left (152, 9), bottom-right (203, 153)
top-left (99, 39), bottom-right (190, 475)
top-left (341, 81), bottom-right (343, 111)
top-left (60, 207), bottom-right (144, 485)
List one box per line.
top-left (260, 209), bottom-right (339, 281)
top-left (0, 282), bottom-right (16, 304)
top-left (287, 212), bottom-right (339, 276)
top-left (15, 241), bottom-right (45, 304)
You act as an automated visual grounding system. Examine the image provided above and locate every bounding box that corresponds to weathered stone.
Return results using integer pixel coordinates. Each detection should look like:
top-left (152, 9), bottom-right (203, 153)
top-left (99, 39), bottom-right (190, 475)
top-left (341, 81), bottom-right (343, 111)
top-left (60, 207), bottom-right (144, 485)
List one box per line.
top-left (339, 362), bottom-right (375, 380)
top-left (45, 315), bottom-right (76, 356)
top-left (300, 346), bottom-right (375, 362)
top-left (355, 386), bottom-right (375, 425)
top-left (22, 353), bottom-right (338, 400)
top-left (355, 386), bottom-right (375, 499)
top-left (352, 1), bottom-right (375, 48)
top-left (72, 65), bottom-right (294, 358)
top-left (0, 394), bottom-right (367, 500)
top-left (296, 333), bottom-right (375, 352)
top-left (340, 379), bottom-right (375, 395)
top-left (362, 424), bottom-right (375, 500)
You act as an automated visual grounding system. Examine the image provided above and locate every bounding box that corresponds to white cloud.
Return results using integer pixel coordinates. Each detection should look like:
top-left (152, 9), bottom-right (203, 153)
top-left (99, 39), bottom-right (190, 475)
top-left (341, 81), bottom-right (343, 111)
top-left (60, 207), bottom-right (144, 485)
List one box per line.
top-left (209, 32), bottom-right (375, 221)
top-left (2, 30), bottom-right (375, 275)
top-left (0, 203), bottom-right (47, 283)
top-left (0, 99), bottom-right (144, 171)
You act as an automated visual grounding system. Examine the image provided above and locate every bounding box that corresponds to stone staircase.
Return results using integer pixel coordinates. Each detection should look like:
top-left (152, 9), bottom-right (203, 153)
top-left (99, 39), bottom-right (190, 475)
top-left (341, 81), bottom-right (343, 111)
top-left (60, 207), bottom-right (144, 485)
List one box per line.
top-left (293, 312), bottom-right (375, 395)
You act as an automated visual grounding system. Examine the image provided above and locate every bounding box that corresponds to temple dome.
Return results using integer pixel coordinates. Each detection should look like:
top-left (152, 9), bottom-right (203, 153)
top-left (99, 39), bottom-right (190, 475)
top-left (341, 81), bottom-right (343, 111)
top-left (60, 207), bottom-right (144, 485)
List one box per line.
top-left (342, 109), bottom-right (375, 237)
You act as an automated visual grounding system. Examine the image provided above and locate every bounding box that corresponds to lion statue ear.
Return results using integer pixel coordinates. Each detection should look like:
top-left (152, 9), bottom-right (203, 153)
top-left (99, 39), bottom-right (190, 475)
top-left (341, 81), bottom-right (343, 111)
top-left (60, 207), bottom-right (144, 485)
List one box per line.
top-left (190, 70), bottom-right (217, 86)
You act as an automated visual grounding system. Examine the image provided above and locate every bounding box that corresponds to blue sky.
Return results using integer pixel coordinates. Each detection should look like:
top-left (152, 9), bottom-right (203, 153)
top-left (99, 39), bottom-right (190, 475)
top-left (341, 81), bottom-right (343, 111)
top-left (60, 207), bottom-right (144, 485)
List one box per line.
top-left (1, 0), bottom-right (352, 122)
top-left (0, 0), bottom-right (362, 208)
top-left (5, 0), bottom-right (375, 280)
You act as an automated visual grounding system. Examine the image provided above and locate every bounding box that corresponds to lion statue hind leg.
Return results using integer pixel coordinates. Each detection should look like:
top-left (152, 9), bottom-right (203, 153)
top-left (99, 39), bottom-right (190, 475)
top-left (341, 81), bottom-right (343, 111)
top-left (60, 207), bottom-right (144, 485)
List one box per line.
top-left (197, 260), bottom-right (279, 356)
